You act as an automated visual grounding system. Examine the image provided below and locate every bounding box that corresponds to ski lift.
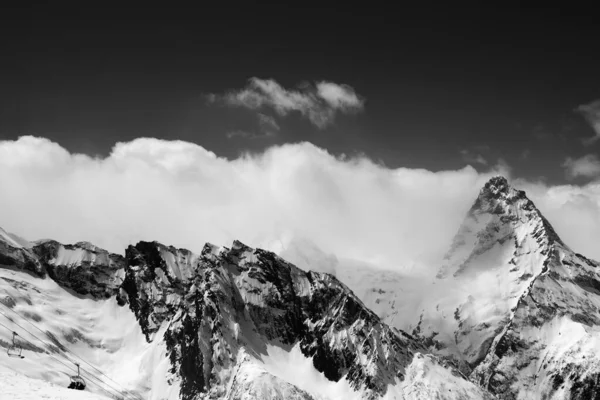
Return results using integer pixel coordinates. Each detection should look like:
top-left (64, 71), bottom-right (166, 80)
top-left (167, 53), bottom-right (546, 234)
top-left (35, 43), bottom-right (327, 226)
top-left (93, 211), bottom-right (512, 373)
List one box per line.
top-left (68, 363), bottom-right (86, 390)
top-left (7, 332), bottom-right (24, 359)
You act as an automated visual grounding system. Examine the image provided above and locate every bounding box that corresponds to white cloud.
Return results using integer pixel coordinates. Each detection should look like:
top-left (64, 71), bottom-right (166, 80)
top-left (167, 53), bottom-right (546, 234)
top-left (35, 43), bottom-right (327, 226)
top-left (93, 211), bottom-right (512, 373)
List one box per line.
top-left (315, 82), bottom-right (363, 111)
top-left (576, 100), bottom-right (600, 145)
top-left (0, 136), bottom-right (599, 275)
top-left (209, 78), bottom-right (364, 128)
top-left (563, 154), bottom-right (600, 180)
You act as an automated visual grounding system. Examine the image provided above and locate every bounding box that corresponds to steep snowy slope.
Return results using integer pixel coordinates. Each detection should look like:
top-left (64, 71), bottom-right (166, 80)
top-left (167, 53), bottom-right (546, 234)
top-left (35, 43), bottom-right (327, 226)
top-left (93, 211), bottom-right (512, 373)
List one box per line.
top-left (471, 231), bottom-right (600, 399)
top-left (0, 241), bottom-right (174, 400)
top-left (408, 176), bottom-right (600, 399)
top-left (411, 176), bottom-right (559, 369)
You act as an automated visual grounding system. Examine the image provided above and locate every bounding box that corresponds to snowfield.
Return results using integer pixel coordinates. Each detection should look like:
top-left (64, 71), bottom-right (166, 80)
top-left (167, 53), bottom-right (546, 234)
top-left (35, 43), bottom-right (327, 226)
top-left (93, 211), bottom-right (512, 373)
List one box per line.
top-left (0, 364), bottom-right (112, 400)
top-left (0, 265), bottom-right (178, 400)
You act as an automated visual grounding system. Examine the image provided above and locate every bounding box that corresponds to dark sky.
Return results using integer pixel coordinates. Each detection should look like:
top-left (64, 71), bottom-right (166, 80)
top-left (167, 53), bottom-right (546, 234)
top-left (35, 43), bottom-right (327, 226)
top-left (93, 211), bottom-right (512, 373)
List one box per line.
top-left (1, 5), bottom-right (599, 183)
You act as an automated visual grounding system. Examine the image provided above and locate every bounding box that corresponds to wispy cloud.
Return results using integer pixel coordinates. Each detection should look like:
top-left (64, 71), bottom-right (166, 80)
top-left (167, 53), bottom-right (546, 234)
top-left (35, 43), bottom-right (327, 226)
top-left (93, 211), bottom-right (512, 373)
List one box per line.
top-left (257, 113), bottom-right (280, 135)
top-left (460, 149), bottom-right (488, 166)
top-left (209, 78), bottom-right (365, 129)
top-left (563, 154), bottom-right (600, 180)
top-left (576, 100), bottom-right (600, 145)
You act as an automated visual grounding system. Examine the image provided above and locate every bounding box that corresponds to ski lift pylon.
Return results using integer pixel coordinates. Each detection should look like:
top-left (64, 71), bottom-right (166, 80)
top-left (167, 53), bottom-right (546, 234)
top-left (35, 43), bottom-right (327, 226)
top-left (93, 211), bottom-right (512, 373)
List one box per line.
top-left (7, 331), bottom-right (24, 359)
top-left (68, 362), bottom-right (86, 390)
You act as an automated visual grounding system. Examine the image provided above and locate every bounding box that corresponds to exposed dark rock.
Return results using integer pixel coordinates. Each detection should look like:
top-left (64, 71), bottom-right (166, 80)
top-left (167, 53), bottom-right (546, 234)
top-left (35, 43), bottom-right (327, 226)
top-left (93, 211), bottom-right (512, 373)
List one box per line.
top-left (32, 240), bottom-right (125, 298)
top-left (120, 240), bottom-right (426, 399)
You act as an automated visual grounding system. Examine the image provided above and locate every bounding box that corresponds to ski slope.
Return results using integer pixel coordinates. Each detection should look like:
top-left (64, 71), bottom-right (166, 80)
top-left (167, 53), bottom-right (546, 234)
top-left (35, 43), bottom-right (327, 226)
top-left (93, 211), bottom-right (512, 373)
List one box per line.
top-left (0, 265), bottom-right (178, 400)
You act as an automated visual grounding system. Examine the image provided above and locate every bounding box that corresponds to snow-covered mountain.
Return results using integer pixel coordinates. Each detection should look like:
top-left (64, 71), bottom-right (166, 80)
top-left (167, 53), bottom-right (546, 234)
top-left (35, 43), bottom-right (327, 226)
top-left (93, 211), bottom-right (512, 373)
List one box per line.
top-left (402, 176), bottom-right (600, 399)
top-left (3, 175), bottom-right (598, 399)
top-left (0, 228), bottom-right (488, 399)
top-left (277, 176), bottom-right (600, 400)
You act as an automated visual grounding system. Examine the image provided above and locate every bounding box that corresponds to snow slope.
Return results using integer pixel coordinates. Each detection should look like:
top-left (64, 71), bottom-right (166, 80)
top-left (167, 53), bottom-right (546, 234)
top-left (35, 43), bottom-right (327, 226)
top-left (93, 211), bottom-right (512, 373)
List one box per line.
top-left (0, 364), bottom-right (111, 400)
top-left (0, 250), bottom-right (176, 400)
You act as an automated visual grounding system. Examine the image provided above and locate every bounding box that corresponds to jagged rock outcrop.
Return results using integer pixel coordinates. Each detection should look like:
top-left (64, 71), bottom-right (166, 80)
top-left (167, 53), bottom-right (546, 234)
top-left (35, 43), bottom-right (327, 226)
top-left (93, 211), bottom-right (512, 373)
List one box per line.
top-left (32, 240), bottom-right (126, 298)
top-left (0, 228), bottom-right (126, 298)
top-left (121, 240), bottom-right (427, 399)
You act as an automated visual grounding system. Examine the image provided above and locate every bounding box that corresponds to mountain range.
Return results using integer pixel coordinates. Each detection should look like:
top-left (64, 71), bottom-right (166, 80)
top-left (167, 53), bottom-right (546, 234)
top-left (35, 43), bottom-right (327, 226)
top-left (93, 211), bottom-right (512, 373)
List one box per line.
top-left (1, 176), bottom-right (599, 399)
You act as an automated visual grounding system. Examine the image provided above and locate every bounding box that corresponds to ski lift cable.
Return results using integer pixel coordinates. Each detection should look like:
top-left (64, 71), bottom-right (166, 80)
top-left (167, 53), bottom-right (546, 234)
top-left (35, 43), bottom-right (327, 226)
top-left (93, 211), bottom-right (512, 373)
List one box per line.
top-left (0, 309), bottom-right (134, 400)
top-left (0, 297), bottom-right (144, 400)
top-left (0, 318), bottom-right (17, 337)
top-left (0, 297), bottom-right (128, 386)
top-left (0, 320), bottom-right (24, 358)
top-left (0, 310), bottom-right (135, 400)
top-left (0, 300), bottom-right (141, 399)
top-left (0, 310), bottom-right (123, 399)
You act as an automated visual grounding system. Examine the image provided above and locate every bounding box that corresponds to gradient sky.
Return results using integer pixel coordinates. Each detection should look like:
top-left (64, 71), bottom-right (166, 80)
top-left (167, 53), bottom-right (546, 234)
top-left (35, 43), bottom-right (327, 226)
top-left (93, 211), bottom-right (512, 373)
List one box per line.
top-left (1, 5), bottom-right (599, 184)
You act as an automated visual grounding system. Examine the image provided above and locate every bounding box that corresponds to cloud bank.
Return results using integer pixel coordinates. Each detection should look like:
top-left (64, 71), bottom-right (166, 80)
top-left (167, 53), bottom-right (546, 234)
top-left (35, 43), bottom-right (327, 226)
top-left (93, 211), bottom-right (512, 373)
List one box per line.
top-left (209, 78), bottom-right (365, 128)
top-left (0, 136), bottom-right (599, 275)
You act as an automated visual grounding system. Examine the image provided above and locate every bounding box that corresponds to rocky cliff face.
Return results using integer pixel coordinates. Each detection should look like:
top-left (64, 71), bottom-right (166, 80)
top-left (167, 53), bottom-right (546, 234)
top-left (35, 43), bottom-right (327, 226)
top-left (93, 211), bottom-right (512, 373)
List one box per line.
top-left (121, 240), bottom-right (427, 399)
top-left (32, 240), bottom-right (126, 299)
top-left (0, 227), bottom-right (43, 275)
top-left (0, 229), bottom-right (126, 298)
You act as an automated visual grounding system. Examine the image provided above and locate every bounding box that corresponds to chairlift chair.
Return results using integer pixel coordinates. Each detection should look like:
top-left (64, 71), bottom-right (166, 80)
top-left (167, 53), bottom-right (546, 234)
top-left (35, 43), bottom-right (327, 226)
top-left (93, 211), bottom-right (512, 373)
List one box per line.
top-left (68, 362), bottom-right (86, 390)
top-left (6, 332), bottom-right (24, 359)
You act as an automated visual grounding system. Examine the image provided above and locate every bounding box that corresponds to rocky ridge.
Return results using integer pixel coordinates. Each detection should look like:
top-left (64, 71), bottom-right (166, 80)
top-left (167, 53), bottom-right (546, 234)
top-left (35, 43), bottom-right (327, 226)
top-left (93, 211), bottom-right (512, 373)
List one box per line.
top-left (121, 240), bottom-right (426, 399)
